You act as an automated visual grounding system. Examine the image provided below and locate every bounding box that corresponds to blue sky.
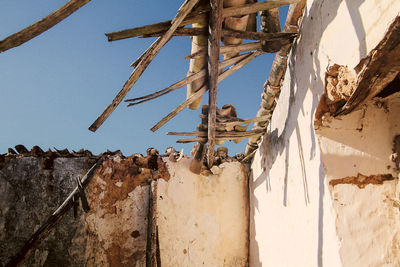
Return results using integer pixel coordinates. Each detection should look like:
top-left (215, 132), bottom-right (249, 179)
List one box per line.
top-left (0, 1), bottom-right (286, 156)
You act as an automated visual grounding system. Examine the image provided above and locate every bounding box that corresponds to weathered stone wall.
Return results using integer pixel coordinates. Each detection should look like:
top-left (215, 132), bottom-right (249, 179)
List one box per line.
top-left (249, 0), bottom-right (400, 266)
top-left (1, 151), bottom-right (249, 267)
top-left (0, 153), bottom-right (154, 267)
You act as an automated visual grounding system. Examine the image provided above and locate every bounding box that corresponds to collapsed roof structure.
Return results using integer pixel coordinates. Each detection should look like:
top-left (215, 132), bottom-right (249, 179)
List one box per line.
top-left (0, 0), bottom-right (305, 168)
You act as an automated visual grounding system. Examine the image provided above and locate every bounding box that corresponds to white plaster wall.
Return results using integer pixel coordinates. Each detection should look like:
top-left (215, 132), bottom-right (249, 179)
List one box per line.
top-left (156, 158), bottom-right (248, 267)
top-left (318, 95), bottom-right (400, 266)
top-left (249, 0), bottom-right (400, 266)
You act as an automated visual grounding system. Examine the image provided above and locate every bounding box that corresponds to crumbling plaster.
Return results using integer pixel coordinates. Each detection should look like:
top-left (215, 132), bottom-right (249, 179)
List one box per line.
top-left (249, 0), bottom-right (400, 266)
top-left (318, 93), bottom-right (400, 266)
top-left (1, 151), bottom-right (250, 267)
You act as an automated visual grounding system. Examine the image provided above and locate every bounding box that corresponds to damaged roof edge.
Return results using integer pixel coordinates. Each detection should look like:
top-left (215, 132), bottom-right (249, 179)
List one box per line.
top-left (244, 0), bottom-right (306, 157)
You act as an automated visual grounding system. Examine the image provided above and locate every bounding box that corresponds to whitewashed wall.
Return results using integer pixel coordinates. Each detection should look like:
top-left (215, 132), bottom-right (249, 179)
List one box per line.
top-left (156, 158), bottom-right (249, 267)
top-left (249, 0), bottom-right (400, 266)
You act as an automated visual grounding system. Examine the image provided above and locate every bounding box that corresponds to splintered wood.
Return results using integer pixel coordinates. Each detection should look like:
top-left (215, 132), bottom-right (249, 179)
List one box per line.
top-left (83, 0), bottom-right (299, 167)
top-left (0, 0), bottom-right (91, 53)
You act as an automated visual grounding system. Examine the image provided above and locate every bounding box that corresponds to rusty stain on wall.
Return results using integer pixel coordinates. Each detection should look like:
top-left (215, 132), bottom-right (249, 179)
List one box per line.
top-left (83, 154), bottom-right (171, 266)
top-left (329, 173), bottom-right (394, 189)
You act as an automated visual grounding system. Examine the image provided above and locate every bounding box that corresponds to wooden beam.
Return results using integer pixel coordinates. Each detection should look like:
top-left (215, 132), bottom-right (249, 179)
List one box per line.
top-left (207, 0), bottom-right (223, 168)
top-left (216, 114), bottom-right (272, 128)
top-left (168, 128), bottom-right (265, 137)
top-left (142, 28), bottom-right (296, 42)
top-left (150, 50), bottom-right (263, 132)
top-left (0, 0), bottom-right (90, 53)
top-left (130, 38), bottom-right (161, 68)
top-left (336, 16), bottom-right (400, 115)
top-left (222, 0), bottom-right (300, 18)
top-left (176, 129), bottom-right (265, 143)
top-left (222, 29), bottom-right (296, 41)
top-left (184, 41), bottom-right (261, 59)
top-left (105, 12), bottom-right (208, 42)
top-left (89, 0), bottom-right (201, 132)
top-left (105, 0), bottom-right (300, 42)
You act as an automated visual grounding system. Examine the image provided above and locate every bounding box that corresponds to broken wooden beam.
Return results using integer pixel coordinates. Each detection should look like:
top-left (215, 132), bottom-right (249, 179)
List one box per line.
top-left (150, 50), bottom-right (264, 132)
top-left (207, 0), bottom-right (223, 168)
top-left (244, 0), bottom-right (306, 156)
top-left (0, 0), bottom-right (91, 53)
top-left (89, 0), bottom-right (201, 132)
top-left (336, 16), bottom-right (400, 115)
top-left (130, 38), bottom-right (162, 68)
top-left (105, 0), bottom-right (300, 42)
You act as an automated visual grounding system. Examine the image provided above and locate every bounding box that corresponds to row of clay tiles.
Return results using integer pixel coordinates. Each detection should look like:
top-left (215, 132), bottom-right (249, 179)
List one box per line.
top-left (0, 144), bottom-right (244, 172)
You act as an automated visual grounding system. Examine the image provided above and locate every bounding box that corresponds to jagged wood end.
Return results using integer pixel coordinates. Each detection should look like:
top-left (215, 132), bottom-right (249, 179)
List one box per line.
top-left (0, 0), bottom-right (91, 53)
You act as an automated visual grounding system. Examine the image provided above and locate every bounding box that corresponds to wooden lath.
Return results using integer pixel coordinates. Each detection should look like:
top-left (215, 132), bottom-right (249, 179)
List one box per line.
top-left (2, 0), bottom-right (301, 167)
top-left (105, 0), bottom-right (300, 42)
top-left (87, 0), bottom-right (301, 167)
top-left (0, 0), bottom-right (91, 54)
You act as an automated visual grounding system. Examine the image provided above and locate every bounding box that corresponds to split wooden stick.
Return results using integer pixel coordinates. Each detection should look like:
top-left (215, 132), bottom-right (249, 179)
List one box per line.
top-left (185, 41), bottom-right (261, 59)
top-left (125, 52), bottom-right (250, 106)
top-left (105, 0), bottom-right (300, 42)
top-left (216, 114), bottom-right (272, 128)
top-left (141, 28), bottom-right (297, 42)
top-left (0, 0), bottom-right (91, 53)
top-left (130, 38), bottom-right (161, 68)
top-left (176, 129), bottom-right (265, 143)
top-left (222, 29), bottom-right (296, 41)
top-left (168, 128), bottom-right (265, 137)
top-left (89, 0), bottom-right (201, 132)
top-left (150, 50), bottom-right (264, 132)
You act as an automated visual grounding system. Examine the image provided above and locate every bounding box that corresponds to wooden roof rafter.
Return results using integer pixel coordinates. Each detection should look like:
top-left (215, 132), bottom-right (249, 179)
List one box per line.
top-left (0, 0), bottom-right (91, 54)
top-left (88, 0), bottom-right (302, 167)
top-left (0, 0), bottom-right (303, 167)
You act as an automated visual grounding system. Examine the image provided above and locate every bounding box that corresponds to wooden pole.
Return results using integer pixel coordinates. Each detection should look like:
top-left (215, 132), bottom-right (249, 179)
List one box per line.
top-left (89, 0), bottom-right (201, 132)
top-left (0, 0), bottom-right (91, 53)
top-left (207, 0), bottom-right (223, 168)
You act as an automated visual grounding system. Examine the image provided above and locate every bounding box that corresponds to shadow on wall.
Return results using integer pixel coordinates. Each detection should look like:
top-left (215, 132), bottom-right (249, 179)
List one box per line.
top-left (250, 0), bottom-right (368, 266)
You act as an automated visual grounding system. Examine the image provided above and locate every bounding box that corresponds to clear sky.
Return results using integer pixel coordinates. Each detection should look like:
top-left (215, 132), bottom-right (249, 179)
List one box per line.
top-left (0, 0), bottom-right (287, 156)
